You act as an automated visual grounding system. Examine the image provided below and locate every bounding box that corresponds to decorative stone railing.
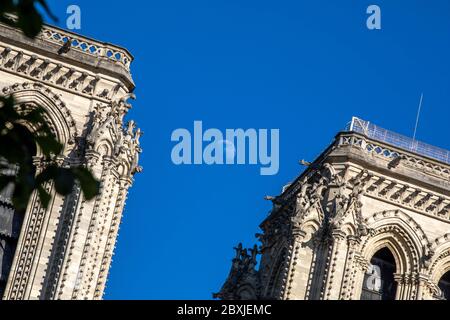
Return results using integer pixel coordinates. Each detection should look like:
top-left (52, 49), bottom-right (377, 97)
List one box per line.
top-left (41, 26), bottom-right (132, 70)
top-left (338, 133), bottom-right (450, 181)
top-left (346, 117), bottom-right (450, 166)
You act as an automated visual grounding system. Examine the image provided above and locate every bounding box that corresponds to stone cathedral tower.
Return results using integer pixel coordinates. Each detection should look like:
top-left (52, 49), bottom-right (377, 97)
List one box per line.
top-left (0, 23), bottom-right (141, 299)
top-left (216, 117), bottom-right (450, 300)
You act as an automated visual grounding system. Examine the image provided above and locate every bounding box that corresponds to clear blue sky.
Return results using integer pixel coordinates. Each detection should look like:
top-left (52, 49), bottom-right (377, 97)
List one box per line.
top-left (43, 0), bottom-right (450, 299)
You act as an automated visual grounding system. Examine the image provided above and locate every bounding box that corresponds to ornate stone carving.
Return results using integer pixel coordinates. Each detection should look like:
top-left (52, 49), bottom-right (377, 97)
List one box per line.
top-left (0, 21), bottom-right (139, 300)
top-left (217, 129), bottom-right (450, 300)
top-left (2, 82), bottom-right (78, 150)
top-left (0, 30), bottom-right (131, 103)
top-left (213, 243), bottom-right (261, 300)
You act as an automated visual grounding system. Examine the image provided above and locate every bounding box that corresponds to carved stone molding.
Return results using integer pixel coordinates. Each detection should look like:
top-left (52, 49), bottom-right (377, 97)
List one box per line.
top-left (0, 44), bottom-right (128, 103)
top-left (2, 82), bottom-right (79, 151)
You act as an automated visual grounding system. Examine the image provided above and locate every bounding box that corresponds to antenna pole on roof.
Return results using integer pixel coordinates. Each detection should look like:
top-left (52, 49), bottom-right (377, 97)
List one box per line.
top-left (412, 93), bottom-right (424, 149)
top-left (349, 116), bottom-right (356, 131)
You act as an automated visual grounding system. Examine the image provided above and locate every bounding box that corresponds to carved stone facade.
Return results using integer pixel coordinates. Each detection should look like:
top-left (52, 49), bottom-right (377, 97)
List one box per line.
top-left (216, 122), bottom-right (450, 300)
top-left (0, 23), bottom-right (140, 300)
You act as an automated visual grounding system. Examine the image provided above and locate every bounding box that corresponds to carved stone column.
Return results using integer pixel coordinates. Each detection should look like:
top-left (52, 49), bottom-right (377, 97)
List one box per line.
top-left (396, 273), bottom-right (419, 300)
top-left (339, 235), bottom-right (360, 299)
top-left (322, 230), bottom-right (347, 300)
top-left (53, 150), bottom-right (104, 300)
top-left (283, 228), bottom-right (317, 300)
top-left (306, 237), bottom-right (330, 300)
top-left (3, 157), bottom-right (58, 300)
top-left (70, 154), bottom-right (116, 299)
top-left (350, 255), bottom-right (370, 300)
top-left (92, 176), bottom-right (132, 299)
top-left (415, 274), bottom-right (430, 300)
top-left (394, 273), bottom-right (408, 300)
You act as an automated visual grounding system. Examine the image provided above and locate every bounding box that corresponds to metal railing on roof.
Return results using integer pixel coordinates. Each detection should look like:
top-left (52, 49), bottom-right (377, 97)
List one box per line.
top-left (345, 116), bottom-right (450, 165)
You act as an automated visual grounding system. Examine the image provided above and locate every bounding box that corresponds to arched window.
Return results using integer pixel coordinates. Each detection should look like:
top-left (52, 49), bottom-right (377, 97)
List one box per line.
top-left (0, 125), bottom-right (36, 298)
top-left (361, 247), bottom-right (397, 300)
top-left (438, 271), bottom-right (450, 300)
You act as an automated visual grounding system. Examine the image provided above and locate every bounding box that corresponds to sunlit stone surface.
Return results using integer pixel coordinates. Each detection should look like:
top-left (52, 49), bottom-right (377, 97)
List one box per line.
top-left (0, 22), bottom-right (141, 300)
top-left (216, 119), bottom-right (450, 300)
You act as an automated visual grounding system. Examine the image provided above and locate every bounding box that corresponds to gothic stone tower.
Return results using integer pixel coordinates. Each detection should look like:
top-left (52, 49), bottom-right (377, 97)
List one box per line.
top-left (0, 23), bottom-right (141, 299)
top-left (216, 117), bottom-right (450, 300)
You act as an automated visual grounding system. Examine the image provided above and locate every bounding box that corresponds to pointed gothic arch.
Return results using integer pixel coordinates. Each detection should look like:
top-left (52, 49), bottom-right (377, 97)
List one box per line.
top-left (2, 82), bottom-right (79, 155)
top-left (354, 210), bottom-right (429, 299)
top-left (362, 210), bottom-right (428, 273)
top-left (427, 234), bottom-right (450, 299)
